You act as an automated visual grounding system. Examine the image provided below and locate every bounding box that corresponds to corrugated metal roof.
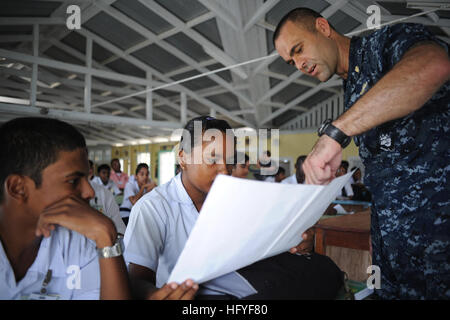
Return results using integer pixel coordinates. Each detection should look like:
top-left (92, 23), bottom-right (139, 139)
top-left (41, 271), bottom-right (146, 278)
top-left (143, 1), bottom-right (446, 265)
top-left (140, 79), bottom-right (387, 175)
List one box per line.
top-left (0, 0), bottom-right (448, 144)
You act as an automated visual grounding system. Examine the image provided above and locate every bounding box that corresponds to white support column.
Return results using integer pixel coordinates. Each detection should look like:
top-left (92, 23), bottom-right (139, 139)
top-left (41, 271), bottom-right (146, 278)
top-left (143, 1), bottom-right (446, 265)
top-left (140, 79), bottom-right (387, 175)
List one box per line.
top-left (84, 37), bottom-right (92, 113)
top-left (146, 72), bottom-right (153, 121)
top-left (210, 108), bottom-right (217, 118)
top-left (180, 92), bottom-right (187, 125)
top-left (333, 96), bottom-right (339, 120)
top-left (30, 24), bottom-right (39, 107)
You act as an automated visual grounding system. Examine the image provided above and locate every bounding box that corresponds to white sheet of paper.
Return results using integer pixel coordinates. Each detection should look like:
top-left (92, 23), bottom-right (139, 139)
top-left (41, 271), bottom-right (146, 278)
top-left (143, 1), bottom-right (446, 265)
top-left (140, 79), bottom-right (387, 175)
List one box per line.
top-left (168, 172), bottom-right (354, 284)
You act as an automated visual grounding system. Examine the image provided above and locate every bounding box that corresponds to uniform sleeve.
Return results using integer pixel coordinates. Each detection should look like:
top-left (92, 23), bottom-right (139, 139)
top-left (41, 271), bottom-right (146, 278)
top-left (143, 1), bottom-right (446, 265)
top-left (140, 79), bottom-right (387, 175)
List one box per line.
top-left (123, 182), bottom-right (136, 203)
top-left (382, 23), bottom-right (448, 71)
top-left (104, 189), bottom-right (127, 235)
top-left (112, 183), bottom-right (121, 196)
top-left (123, 195), bottom-right (167, 272)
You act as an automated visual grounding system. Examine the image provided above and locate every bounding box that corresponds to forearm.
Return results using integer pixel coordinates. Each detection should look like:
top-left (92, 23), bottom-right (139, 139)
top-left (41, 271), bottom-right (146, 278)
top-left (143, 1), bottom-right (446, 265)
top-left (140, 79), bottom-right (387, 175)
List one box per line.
top-left (129, 188), bottom-right (146, 205)
top-left (99, 256), bottom-right (132, 300)
top-left (334, 43), bottom-right (450, 136)
top-left (95, 227), bottom-right (131, 300)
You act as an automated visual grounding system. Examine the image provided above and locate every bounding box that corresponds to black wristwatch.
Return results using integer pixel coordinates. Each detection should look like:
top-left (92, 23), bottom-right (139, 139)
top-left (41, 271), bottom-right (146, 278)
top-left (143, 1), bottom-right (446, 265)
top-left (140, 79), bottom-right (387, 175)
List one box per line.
top-left (318, 119), bottom-right (351, 148)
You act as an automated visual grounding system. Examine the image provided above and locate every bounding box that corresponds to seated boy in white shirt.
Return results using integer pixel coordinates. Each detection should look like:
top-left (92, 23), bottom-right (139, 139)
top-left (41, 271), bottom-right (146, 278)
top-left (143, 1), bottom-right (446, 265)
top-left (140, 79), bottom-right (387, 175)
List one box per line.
top-left (0, 117), bottom-right (197, 300)
top-left (88, 160), bottom-right (126, 235)
top-left (92, 164), bottom-right (121, 196)
top-left (124, 116), bottom-right (343, 299)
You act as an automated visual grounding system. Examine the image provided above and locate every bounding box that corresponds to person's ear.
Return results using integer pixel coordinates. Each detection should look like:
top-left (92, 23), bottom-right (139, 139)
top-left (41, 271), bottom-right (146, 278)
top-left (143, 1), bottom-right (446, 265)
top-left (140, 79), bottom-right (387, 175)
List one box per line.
top-left (315, 17), bottom-right (332, 38)
top-left (4, 175), bottom-right (29, 203)
top-left (178, 149), bottom-right (187, 171)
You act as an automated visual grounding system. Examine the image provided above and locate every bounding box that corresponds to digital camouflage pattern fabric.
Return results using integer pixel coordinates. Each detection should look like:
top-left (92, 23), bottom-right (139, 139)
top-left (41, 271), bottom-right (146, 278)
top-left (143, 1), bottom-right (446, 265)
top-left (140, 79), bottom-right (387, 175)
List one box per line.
top-left (343, 23), bottom-right (450, 299)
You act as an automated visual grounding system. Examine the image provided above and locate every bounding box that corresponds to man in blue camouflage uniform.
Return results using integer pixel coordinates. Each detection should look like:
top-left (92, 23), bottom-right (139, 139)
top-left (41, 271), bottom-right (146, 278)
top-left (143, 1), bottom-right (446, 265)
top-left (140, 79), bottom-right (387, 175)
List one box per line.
top-left (274, 8), bottom-right (449, 299)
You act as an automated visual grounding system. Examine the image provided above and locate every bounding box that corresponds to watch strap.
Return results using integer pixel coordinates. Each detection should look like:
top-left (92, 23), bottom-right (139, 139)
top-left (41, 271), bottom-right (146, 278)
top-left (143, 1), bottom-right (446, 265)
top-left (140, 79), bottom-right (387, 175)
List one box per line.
top-left (318, 119), bottom-right (351, 148)
top-left (97, 235), bottom-right (124, 259)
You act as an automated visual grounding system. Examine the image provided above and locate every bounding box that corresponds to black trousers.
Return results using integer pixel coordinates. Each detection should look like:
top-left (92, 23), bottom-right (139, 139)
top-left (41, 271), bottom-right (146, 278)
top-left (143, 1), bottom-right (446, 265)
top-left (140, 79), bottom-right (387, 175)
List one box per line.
top-left (196, 252), bottom-right (343, 300)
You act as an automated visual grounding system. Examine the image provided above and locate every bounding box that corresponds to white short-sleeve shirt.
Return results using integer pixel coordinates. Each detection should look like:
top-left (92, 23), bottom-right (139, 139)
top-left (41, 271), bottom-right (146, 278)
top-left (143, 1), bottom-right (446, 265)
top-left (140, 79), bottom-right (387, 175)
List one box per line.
top-left (341, 180), bottom-right (354, 198)
top-left (89, 181), bottom-right (126, 234)
top-left (92, 176), bottom-right (121, 196)
top-left (123, 173), bottom-right (257, 298)
top-left (120, 180), bottom-right (140, 218)
top-left (281, 174), bottom-right (298, 184)
top-left (0, 227), bottom-right (100, 300)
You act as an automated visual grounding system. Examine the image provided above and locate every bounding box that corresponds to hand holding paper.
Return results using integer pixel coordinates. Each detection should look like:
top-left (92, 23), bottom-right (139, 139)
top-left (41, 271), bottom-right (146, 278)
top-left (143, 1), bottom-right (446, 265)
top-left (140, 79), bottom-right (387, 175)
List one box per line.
top-left (169, 172), bottom-right (354, 284)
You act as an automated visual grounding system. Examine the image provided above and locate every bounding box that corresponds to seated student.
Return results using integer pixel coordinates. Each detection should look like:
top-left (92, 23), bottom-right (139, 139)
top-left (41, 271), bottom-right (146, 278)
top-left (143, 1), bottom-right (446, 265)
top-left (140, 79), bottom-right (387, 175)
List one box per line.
top-left (281, 155), bottom-right (306, 184)
top-left (260, 151), bottom-right (278, 182)
top-left (250, 151), bottom-right (278, 182)
top-left (231, 152), bottom-right (249, 179)
top-left (350, 167), bottom-right (362, 185)
top-left (92, 164), bottom-right (121, 196)
top-left (119, 163), bottom-right (156, 226)
top-left (336, 161), bottom-right (354, 200)
top-left (110, 158), bottom-right (129, 192)
top-left (88, 160), bottom-right (126, 235)
top-left (124, 116), bottom-right (343, 300)
top-left (0, 117), bottom-right (197, 300)
top-left (274, 166), bottom-right (287, 183)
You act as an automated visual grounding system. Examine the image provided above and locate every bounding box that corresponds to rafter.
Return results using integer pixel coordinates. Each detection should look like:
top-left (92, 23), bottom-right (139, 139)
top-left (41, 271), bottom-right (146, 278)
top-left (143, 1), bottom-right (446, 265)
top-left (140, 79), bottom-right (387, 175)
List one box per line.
top-left (138, 0), bottom-right (247, 79)
top-left (94, 0), bottom-right (254, 108)
top-left (76, 28), bottom-right (253, 127)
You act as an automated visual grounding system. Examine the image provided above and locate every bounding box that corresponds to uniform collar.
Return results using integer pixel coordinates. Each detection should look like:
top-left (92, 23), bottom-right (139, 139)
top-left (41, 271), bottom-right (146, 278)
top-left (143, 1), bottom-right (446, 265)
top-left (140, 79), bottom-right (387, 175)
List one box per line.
top-left (0, 229), bottom-right (66, 290)
top-left (26, 230), bottom-right (66, 278)
top-left (173, 173), bottom-right (195, 206)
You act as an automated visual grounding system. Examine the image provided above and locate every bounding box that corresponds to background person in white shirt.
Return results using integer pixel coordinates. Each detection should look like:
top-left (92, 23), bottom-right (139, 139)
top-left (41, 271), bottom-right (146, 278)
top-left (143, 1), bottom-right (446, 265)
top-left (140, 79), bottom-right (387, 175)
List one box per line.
top-left (124, 116), bottom-right (342, 300)
top-left (120, 163), bottom-right (156, 225)
top-left (274, 166), bottom-right (287, 182)
top-left (0, 117), bottom-right (198, 300)
top-left (92, 164), bottom-right (121, 196)
top-left (336, 161), bottom-right (354, 199)
top-left (281, 155), bottom-right (306, 184)
top-left (231, 152), bottom-right (249, 179)
top-left (88, 160), bottom-right (126, 235)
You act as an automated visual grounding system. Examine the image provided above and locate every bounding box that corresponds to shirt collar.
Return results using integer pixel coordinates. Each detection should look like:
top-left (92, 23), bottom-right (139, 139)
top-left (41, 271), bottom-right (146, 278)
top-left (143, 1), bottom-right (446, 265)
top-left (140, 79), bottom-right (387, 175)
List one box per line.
top-left (0, 230), bottom-right (66, 290)
top-left (27, 230), bottom-right (66, 278)
top-left (173, 173), bottom-right (195, 206)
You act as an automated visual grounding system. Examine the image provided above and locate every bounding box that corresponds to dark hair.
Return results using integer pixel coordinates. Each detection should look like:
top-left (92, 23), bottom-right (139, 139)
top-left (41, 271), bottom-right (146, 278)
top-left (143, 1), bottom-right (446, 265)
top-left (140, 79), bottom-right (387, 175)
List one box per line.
top-left (235, 152), bottom-right (249, 165)
top-left (341, 160), bottom-right (349, 170)
top-left (0, 117), bottom-right (86, 202)
top-left (135, 163), bottom-right (149, 175)
top-left (111, 158), bottom-right (120, 165)
top-left (350, 167), bottom-right (361, 177)
top-left (295, 155), bottom-right (307, 184)
top-left (180, 116), bottom-right (233, 152)
top-left (97, 164), bottom-right (110, 174)
top-left (276, 166), bottom-right (286, 175)
top-left (89, 160), bottom-right (94, 168)
top-left (273, 7), bottom-right (331, 45)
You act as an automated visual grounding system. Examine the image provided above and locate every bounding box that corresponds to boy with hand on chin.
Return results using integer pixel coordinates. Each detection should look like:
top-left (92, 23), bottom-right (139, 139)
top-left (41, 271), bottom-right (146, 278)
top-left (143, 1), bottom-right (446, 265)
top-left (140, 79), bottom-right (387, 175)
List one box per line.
top-left (0, 117), bottom-right (197, 300)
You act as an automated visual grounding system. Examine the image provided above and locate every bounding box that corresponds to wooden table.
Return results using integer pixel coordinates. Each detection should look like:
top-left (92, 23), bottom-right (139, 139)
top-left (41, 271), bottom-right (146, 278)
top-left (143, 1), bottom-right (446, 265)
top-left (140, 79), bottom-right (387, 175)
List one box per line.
top-left (314, 209), bottom-right (371, 255)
